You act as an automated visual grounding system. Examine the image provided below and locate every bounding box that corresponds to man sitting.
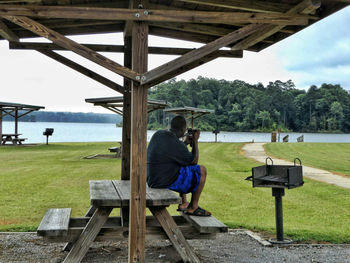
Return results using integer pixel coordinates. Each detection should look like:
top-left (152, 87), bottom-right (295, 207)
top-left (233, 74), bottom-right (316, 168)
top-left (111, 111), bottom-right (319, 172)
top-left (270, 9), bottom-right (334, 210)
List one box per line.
top-left (147, 115), bottom-right (211, 216)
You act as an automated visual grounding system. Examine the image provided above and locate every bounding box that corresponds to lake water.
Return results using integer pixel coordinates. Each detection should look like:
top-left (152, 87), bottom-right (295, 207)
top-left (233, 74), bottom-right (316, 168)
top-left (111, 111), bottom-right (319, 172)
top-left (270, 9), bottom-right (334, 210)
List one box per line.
top-left (2, 121), bottom-right (350, 143)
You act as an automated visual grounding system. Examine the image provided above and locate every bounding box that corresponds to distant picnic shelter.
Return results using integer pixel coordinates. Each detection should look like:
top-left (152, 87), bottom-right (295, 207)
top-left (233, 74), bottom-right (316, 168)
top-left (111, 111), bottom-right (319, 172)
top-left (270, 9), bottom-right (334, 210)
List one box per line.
top-left (0, 0), bottom-right (349, 262)
top-left (0, 101), bottom-right (44, 145)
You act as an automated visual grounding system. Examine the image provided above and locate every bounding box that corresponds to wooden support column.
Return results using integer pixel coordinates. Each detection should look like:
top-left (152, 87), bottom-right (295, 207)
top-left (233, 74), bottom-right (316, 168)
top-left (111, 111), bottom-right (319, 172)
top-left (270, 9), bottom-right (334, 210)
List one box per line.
top-left (121, 35), bottom-right (132, 227)
top-left (15, 108), bottom-right (18, 134)
top-left (128, 20), bottom-right (148, 263)
top-left (0, 107), bottom-right (2, 144)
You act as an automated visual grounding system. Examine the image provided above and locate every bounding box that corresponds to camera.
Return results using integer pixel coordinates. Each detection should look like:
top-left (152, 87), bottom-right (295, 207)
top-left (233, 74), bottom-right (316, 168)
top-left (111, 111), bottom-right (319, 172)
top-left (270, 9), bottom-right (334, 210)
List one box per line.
top-left (186, 128), bottom-right (198, 147)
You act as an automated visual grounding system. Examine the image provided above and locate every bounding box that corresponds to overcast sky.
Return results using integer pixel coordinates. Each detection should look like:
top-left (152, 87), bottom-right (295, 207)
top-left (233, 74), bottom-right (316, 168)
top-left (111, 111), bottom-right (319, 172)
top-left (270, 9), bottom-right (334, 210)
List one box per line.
top-left (0, 6), bottom-right (349, 113)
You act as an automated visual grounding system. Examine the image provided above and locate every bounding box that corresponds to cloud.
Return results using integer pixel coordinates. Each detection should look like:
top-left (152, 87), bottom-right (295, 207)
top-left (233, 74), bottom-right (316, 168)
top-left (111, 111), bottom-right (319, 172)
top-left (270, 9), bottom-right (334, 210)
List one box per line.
top-left (275, 6), bottom-right (350, 90)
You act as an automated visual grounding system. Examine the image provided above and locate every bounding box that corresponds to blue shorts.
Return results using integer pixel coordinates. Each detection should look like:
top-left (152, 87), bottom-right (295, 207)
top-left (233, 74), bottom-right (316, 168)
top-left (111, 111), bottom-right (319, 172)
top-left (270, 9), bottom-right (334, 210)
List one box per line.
top-left (169, 165), bottom-right (201, 194)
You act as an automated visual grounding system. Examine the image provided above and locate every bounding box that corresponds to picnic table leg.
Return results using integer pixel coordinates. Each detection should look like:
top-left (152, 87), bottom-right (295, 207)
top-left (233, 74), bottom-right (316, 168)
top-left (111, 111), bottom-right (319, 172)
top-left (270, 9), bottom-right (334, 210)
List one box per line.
top-left (63, 206), bottom-right (98, 252)
top-left (63, 207), bottom-right (112, 263)
top-left (149, 206), bottom-right (200, 263)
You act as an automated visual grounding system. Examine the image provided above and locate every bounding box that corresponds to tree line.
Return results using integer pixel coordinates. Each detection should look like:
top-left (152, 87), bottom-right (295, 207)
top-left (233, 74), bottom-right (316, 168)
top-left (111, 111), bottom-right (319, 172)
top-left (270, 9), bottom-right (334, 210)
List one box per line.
top-left (4, 111), bottom-right (122, 124)
top-left (147, 77), bottom-right (350, 133)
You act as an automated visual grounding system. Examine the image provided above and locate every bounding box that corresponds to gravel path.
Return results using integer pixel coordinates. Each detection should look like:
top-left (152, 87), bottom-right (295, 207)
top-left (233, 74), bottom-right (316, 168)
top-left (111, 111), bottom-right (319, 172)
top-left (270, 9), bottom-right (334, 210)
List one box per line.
top-left (1, 231), bottom-right (350, 263)
top-left (242, 142), bottom-right (350, 189)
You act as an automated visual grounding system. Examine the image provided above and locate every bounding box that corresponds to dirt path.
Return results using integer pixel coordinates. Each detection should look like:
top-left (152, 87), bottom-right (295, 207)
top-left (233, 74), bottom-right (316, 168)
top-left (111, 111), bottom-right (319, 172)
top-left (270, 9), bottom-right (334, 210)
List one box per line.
top-left (242, 143), bottom-right (350, 189)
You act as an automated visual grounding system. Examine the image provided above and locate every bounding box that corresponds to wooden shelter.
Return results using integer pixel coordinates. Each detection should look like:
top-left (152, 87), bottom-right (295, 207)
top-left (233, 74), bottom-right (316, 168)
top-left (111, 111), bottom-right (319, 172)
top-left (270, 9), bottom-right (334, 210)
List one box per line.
top-left (164, 106), bottom-right (213, 128)
top-left (0, 0), bottom-right (349, 262)
top-left (85, 96), bottom-right (169, 115)
top-left (0, 101), bottom-right (44, 141)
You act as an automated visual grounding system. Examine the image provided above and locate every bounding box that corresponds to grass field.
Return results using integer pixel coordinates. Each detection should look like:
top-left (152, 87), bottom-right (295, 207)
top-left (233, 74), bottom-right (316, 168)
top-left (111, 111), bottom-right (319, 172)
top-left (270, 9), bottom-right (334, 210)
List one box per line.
top-left (1, 142), bottom-right (350, 243)
top-left (265, 143), bottom-right (350, 176)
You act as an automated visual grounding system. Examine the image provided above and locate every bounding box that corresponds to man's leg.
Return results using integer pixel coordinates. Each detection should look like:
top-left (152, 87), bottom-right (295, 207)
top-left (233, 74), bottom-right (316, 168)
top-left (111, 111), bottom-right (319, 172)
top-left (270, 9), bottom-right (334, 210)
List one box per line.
top-left (187, 165), bottom-right (211, 215)
top-left (178, 193), bottom-right (189, 211)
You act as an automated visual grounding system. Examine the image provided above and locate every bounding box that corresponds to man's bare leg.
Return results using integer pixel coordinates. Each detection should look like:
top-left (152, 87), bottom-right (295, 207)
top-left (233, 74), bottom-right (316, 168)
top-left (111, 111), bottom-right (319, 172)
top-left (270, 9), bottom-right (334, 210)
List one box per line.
top-left (187, 165), bottom-right (211, 215)
top-left (178, 193), bottom-right (189, 210)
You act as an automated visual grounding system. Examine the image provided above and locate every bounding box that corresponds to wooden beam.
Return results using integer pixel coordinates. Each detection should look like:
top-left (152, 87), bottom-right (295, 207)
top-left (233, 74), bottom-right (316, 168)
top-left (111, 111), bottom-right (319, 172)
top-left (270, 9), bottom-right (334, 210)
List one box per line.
top-left (0, 5), bottom-right (310, 26)
top-left (0, 19), bottom-right (18, 41)
top-left (9, 41), bottom-right (242, 57)
top-left (36, 49), bottom-right (124, 94)
top-left (121, 35), bottom-right (132, 227)
top-left (129, 21), bottom-right (148, 263)
top-left (150, 207), bottom-right (200, 263)
top-left (142, 24), bottom-right (263, 86)
top-left (176, 0), bottom-right (292, 13)
top-left (231, 0), bottom-right (321, 51)
top-left (2, 15), bottom-right (140, 82)
top-left (144, 50), bottom-right (222, 87)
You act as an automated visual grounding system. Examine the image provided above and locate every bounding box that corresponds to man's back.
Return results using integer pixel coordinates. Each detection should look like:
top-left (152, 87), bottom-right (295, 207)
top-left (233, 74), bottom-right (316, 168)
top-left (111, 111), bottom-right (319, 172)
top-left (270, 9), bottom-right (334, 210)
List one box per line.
top-left (147, 130), bottom-right (194, 188)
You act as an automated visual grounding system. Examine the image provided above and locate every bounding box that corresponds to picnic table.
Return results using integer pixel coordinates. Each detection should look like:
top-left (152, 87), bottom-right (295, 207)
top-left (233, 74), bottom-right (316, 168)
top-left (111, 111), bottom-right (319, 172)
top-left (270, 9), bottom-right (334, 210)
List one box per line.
top-left (1, 133), bottom-right (26, 145)
top-left (38, 180), bottom-right (227, 263)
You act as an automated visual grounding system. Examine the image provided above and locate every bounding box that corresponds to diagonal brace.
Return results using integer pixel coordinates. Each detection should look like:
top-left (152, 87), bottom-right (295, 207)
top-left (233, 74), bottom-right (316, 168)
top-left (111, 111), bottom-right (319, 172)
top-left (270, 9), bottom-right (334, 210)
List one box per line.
top-left (36, 49), bottom-right (124, 94)
top-left (2, 15), bottom-right (141, 82)
top-left (141, 24), bottom-right (264, 86)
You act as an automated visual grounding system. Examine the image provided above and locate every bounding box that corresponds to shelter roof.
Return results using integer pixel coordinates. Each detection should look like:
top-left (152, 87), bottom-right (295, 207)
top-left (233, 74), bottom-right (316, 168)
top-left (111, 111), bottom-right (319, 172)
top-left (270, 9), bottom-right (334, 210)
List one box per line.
top-left (0, 1), bottom-right (348, 52)
top-left (0, 101), bottom-right (45, 110)
top-left (85, 96), bottom-right (169, 115)
top-left (164, 106), bottom-right (213, 120)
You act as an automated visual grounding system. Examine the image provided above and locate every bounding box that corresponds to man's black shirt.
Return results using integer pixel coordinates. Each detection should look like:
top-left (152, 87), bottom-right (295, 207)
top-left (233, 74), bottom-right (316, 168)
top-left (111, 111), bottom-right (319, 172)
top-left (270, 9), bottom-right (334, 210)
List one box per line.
top-left (147, 130), bottom-right (194, 188)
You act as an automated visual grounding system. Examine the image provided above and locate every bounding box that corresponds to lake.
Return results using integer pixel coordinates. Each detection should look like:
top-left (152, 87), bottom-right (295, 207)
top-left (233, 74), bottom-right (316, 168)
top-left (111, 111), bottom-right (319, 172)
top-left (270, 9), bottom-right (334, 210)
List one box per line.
top-left (2, 121), bottom-right (350, 144)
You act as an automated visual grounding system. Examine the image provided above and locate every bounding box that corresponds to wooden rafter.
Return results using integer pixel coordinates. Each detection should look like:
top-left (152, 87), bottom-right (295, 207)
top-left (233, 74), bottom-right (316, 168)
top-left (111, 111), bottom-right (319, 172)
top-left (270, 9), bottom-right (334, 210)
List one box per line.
top-left (141, 24), bottom-right (263, 86)
top-left (231, 0), bottom-right (321, 51)
top-left (0, 5), bottom-right (311, 26)
top-left (9, 41), bottom-right (243, 58)
top-left (176, 0), bottom-right (292, 13)
top-left (0, 18), bottom-right (18, 41)
top-left (36, 49), bottom-right (125, 94)
top-left (2, 15), bottom-right (140, 81)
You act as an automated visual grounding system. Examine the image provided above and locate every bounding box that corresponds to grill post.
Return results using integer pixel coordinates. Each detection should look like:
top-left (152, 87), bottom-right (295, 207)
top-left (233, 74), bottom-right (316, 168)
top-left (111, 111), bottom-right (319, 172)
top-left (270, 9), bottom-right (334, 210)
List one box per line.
top-left (270, 188), bottom-right (292, 244)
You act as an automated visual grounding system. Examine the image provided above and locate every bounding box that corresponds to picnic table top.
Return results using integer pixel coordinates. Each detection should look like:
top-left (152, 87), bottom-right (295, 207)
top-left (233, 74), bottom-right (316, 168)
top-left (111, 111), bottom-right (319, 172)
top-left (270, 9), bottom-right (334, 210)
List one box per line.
top-left (90, 180), bottom-right (181, 207)
top-left (1, 133), bottom-right (22, 136)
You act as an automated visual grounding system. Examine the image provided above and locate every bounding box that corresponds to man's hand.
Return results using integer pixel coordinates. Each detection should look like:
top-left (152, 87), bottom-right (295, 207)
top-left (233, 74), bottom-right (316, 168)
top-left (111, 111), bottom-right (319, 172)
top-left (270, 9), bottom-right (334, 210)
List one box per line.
top-left (193, 129), bottom-right (200, 141)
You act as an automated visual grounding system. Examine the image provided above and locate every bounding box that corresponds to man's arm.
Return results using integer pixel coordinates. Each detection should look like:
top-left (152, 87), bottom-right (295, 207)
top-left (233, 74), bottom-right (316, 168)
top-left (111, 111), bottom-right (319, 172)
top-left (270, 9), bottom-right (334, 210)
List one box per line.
top-left (191, 130), bottom-right (200, 165)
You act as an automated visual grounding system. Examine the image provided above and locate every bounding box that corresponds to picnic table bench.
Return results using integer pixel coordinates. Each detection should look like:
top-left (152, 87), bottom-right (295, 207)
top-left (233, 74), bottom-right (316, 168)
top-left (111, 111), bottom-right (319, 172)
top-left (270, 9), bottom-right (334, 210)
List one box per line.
top-left (1, 133), bottom-right (26, 145)
top-left (37, 180), bottom-right (227, 263)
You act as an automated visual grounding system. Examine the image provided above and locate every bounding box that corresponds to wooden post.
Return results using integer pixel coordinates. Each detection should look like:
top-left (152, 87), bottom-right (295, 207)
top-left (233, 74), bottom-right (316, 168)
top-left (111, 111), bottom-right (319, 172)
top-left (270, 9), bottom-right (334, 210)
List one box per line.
top-left (121, 35), bottom-right (132, 226)
top-left (128, 21), bottom-right (148, 263)
top-left (15, 108), bottom-right (18, 134)
top-left (0, 107), bottom-right (2, 144)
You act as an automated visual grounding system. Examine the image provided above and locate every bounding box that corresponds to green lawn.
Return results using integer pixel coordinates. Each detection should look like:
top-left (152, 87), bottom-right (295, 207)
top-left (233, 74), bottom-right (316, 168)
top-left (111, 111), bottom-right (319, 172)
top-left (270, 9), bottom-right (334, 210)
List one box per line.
top-left (264, 143), bottom-right (350, 176)
top-left (1, 142), bottom-right (350, 243)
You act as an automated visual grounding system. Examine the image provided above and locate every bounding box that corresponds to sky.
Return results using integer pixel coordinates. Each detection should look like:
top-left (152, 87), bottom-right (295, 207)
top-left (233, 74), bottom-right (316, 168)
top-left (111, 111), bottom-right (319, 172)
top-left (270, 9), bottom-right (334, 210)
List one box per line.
top-left (0, 6), bottom-right (349, 113)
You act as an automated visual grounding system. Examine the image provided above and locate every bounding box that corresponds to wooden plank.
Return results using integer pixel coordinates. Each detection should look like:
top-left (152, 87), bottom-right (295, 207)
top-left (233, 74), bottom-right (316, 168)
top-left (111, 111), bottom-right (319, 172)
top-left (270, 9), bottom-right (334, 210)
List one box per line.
top-left (176, 0), bottom-right (292, 13)
top-left (112, 180), bottom-right (131, 207)
top-left (150, 207), bottom-right (200, 263)
top-left (90, 180), bottom-right (121, 207)
top-left (142, 24), bottom-right (262, 86)
top-left (231, 0), bottom-right (321, 51)
top-left (129, 20), bottom-right (148, 263)
top-left (63, 207), bottom-right (113, 263)
top-left (181, 213), bottom-right (228, 233)
top-left (146, 186), bottom-right (182, 206)
top-left (121, 35), bottom-right (132, 181)
top-left (45, 216), bottom-right (215, 243)
top-left (0, 18), bottom-right (18, 41)
top-left (121, 35), bottom-right (132, 227)
top-left (142, 50), bottom-right (224, 87)
top-left (2, 15), bottom-right (140, 82)
top-left (9, 41), bottom-right (242, 57)
top-left (35, 49), bottom-right (124, 94)
top-left (0, 5), bottom-right (310, 26)
top-left (37, 208), bottom-right (71, 237)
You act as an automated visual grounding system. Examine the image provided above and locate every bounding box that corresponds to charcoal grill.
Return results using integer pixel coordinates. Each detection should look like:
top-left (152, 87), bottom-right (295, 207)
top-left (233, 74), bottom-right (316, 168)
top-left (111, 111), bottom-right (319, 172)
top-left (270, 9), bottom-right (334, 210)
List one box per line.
top-left (246, 157), bottom-right (304, 244)
top-left (43, 128), bottom-right (54, 145)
